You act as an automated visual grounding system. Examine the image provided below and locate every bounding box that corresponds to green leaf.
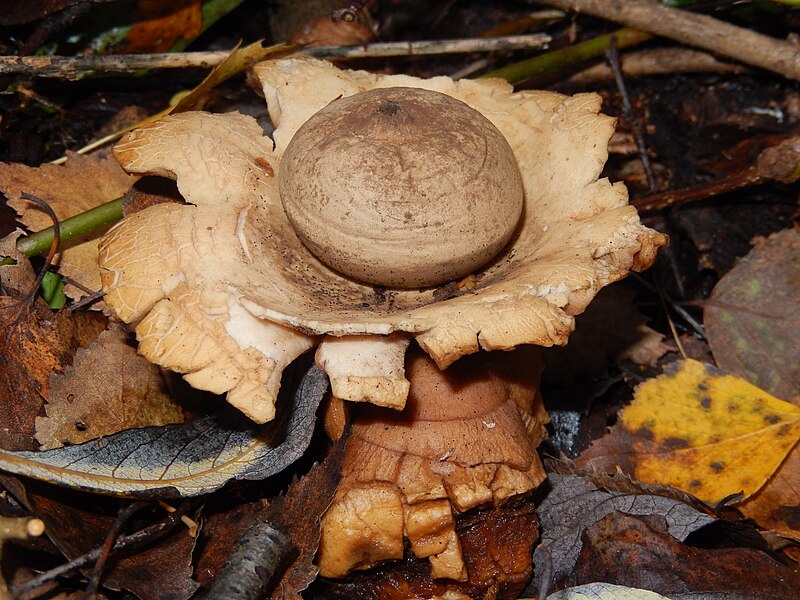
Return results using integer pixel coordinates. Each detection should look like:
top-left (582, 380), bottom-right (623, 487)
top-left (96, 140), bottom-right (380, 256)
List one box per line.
top-left (0, 361), bottom-right (328, 498)
top-left (40, 271), bottom-right (66, 309)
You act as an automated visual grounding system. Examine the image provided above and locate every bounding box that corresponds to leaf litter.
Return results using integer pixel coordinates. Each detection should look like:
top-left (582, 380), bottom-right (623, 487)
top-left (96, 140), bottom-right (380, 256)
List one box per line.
top-left (532, 472), bottom-right (714, 589)
top-left (578, 359), bottom-right (800, 504)
top-left (0, 153), bottom-right (137, 299)
top-left (2, 1), bottom-right (800, 597)
top-left (35, 325), bottom-right (183, 450)
top-left (0, 361), bottom-right (329, 497)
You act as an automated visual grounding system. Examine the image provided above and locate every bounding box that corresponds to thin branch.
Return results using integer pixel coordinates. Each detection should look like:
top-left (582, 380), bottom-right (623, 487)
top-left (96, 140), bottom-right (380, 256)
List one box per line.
top-left (536, 0), bottom-right (800, 81)
top-left (632, 273), bottom-right (706, 340)
top-left (9, 501), bottom-right (197, 599)
top-left (82, 501), bottom-right (148, 600)
top-left (480, 27), bottom-right (651, 83)
top-left (607, 36), bottom-right (657, 192)
top-left (0, 35), bottom-right (551, 80)
top-left (564, 48), bottom-right (745, 84)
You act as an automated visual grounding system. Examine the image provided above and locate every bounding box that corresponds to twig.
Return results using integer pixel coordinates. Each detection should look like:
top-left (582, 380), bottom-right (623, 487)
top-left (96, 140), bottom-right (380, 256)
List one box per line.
top-left (0, 35), bottom-right (551, 80)
top-left (205, 521), bottom-right (293, 600)
top-left (82, 501), bottom-right (147, 600)
top-left (9, 501), bottom-right (197, 598)
top-left (607, 36), bottom-right (657, 192)
top-left (635, 136), bottom-right (800, 211)
top-left (535, 0), bottom-right (800, 81)
top-left (632, 273), bottom-right (706, 339)
top-left (656, 282), bottom-right (688, 359)
top-left (67, 290), bottom-right (105, 312)
top-left (565, 48), bottom-right (745, 83)
top-left (480, 27), bottom-right (651, 83)
top-left (634, 170), bottom-right (758, 211)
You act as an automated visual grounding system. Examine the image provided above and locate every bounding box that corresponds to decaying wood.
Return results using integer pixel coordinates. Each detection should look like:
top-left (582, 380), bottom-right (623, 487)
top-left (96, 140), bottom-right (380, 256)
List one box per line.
top-left (0, 35), bottom-right (550, 80)
top-left (539, 0), bottom-right (800, 81)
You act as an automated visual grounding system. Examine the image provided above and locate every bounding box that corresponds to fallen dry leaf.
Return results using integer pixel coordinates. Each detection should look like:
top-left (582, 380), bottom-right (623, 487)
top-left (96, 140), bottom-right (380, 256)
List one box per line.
top-left (705, 228), bottom-right (800, 402)
top-left (532, 473), bottom-right (714, 589)
top-left (568, 512), bottom-right (800, 597)
top-left (35, 326), bottom-right (183, 449)
top-left (0, 234), bottom-right (106, 450)
top-left (121, 0), bottom-right (203, 53)
top-left (0, 362), bottom-right (329, 497)
top-left (0, 153), bottom-right (137, 298)
top-left (703, 229), bottom-right (800, 538)
top-left (9, 478), bottom-right (198, 600)
top-left (543, 285), bottom-right (670, 387)
top-left (546, 583), bottom-right (669, 600)
top-left (578, 359), bottom-right (800, 504)
top-left (267, 433), bottom-right (348, 599)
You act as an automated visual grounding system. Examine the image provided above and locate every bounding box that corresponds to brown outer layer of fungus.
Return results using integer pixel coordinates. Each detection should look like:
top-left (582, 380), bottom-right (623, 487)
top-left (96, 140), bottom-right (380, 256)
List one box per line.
top-left (317, 346), bottom-right (548, 581)
top-left (99, 57), bottom-right (666, 422)
top-left (279, 86), bottom-right (524, 288)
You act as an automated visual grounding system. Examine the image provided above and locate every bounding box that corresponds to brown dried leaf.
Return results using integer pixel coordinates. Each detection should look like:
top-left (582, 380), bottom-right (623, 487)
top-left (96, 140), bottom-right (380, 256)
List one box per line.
top-left (0, 153), bottom-right (137, 297)
top-left (532, 473), bottom-right (714, 589)
top-left (704, 228), bottom-right (800, 402)
top-left (35, 326), bottom-right (183, 450)
top-left (10, 479), bottom-right (198, 600)
top-left (0, 235), bottom-right (106, 449)
top-left (569, 512), bottom-right (800, 597)
top-left (267, 433), bottom-right (348, 599)
top-left (543, 286), bottom-right (670, 387)
top-left (704, 229), bottom-right (800, 538)
top-left (121, 0), bottom-right (202, 53)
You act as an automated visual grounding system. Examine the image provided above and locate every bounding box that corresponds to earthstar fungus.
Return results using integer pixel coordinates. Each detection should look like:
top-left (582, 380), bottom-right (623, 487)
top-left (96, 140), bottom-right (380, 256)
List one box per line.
top-left (318, 346), bottom-right (548, 584)
top-left (99, 57), bottom-right (666, 426)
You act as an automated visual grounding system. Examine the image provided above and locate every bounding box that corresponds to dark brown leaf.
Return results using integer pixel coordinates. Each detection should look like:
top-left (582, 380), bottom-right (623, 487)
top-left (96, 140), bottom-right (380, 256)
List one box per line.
top-left (569, 512), bottom-right (800, 597)
top-left (704, 228), bottom-right (800, 402)
top-left (0, 235), bottom-right (106, 450)
top-left (543, 285), bottom-right (670, 387)
top-left (267, 432), bottom-right (349, 599)
top-left (10, 479), bottom-right (198, 600)
top-left (532, 473), bottom-right (714, 590)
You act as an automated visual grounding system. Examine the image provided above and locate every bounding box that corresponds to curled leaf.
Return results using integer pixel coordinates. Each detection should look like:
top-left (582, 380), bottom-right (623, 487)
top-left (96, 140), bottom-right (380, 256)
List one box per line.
top-left (0, 362), bottom-right (328, 497)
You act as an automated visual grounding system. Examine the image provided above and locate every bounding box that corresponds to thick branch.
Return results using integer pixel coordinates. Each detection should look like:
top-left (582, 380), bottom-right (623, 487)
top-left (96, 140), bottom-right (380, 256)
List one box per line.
top-left (0, 35), bottom-right (550, 79)
top-left (537, 0), bottom-right (800, 81)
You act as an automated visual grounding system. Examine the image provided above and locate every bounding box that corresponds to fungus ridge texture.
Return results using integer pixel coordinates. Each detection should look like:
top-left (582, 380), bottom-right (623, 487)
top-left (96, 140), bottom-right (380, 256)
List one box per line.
top-left (99, 58), bottom-right (666, 422)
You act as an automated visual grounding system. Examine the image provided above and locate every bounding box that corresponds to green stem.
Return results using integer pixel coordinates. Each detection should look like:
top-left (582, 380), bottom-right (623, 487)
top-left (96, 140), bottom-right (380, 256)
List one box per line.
top-left (480, 27), bottom-right (653, 83)
top-left (15, 198), bottom-right (122, 258)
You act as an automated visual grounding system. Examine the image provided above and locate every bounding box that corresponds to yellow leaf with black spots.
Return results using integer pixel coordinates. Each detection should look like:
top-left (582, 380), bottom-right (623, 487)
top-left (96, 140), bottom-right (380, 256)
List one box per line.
top-left (578, 359), bottom-right (800, 504)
